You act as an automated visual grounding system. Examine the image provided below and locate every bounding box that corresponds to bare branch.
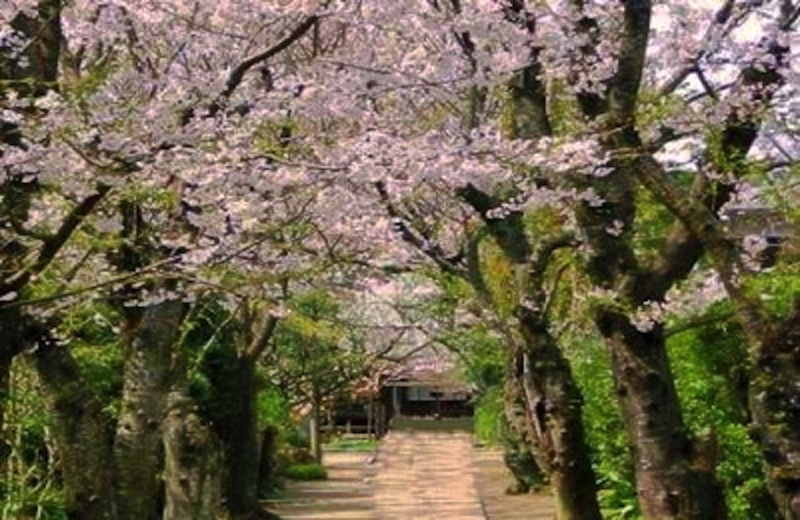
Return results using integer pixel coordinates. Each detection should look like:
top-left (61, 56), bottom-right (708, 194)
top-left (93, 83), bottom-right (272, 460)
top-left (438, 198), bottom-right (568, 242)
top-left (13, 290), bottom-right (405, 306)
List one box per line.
top-left (212, 15), bottom-right (319, 111)
top-left (375, 180), bottom-right (466, 276)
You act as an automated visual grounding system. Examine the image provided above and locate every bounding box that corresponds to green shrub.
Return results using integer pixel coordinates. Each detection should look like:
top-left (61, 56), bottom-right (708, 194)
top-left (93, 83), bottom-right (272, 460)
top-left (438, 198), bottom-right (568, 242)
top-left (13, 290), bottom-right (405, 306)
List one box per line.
top-left (473, 386), bottom-right (503, 445)
top-left (324, 437), bottom-right (376, 452)
top-left (282, 463), bottom-right (328, 481)
top-left (569, 335), bottom-right (638, 519)
top-left (668, 309), bottom-right (776, 520)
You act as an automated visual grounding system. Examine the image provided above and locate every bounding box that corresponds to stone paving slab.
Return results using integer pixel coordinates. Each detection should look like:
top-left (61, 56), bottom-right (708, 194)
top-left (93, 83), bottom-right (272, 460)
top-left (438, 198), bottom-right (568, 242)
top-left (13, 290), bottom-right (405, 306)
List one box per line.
top-left (373, 429), bottom-right (486, 519)
top-left (265, 427), bottom-right (555, 520)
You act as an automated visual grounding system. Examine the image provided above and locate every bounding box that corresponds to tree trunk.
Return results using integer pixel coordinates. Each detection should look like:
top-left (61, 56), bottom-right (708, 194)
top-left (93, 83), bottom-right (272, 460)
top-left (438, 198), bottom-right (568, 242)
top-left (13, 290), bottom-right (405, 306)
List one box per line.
top-left (114, 300), bottom-right (185, 520)
top-left (0, 351), bottom-right (12, 473)
top-left (499, 413), bottom-right (546, 494)
top-left (455, 184), bottom-right (603, 519)
top-left (0, 309), bottom-right (39, 473)
top-left (746, 301), bottom-right (800, 519)
top-left (162, 389), bottom-right (221, 520)
top-left (32, 334), bottom-right (116, 519)
top-left (310, 389), bottom-right (322, 464)
top-left (223, 356), bottom-right (262, 519)
top-left (257, 425), bottom-right (279, 498)
top-left (597, 311), bottom-right (726, 520)
top-left (510, 309), bottom-right (602, 520)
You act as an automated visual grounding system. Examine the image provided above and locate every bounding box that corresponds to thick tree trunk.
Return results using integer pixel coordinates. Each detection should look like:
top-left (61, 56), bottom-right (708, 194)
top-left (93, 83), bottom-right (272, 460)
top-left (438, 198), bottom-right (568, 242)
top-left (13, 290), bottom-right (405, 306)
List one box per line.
top-left (597, 311), bottom-right (726, 520)
top-left (746, 302), bottom-right (800, 519)
top-left (258, 425), bottom-right (279, 497)
top-left (0, 309), bottom-right (37, 472)
top-left (500, 409), bottom-right (546, 494)
top-left (114, 300), bottom-right (185, 520)
top-left (224, 356), bottom-right (262, 519)
top-left (162, 389), bottom-right (221, 520)
top-left (0, 351), bottom-right (12, 472)
top-left (455, 184), bottom-right (602, 518)
top-left (33, 335), bottom-right (116, 519)
top-left (509, 310), bottom-right (602, 520)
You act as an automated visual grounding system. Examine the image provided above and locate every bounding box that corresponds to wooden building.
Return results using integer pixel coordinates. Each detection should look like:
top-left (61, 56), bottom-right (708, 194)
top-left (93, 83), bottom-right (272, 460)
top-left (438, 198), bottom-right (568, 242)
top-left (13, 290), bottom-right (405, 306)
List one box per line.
top-left (381, 368), bottom-right (473, 419)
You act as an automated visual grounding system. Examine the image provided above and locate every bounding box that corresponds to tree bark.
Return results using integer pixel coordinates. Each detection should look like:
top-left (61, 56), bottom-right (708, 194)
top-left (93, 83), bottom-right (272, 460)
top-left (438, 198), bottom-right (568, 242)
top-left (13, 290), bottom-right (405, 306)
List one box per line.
top-left (114, 300), bottom-right (185, 520)
top-left (455, 185), bottom-right (603, 519)
top-left (745, 300), bottom-right (800, 519)
top-left (512, 309), bottom-right (602, 520)
top-left (162, 389), bottom-right (221, 520)
top-left (32, 333), bottom-right (116, 519)
top-left (596, 311), bottom-right (726, 519)
top-left (258, 425), bottom-right (280, 498)
top-left (222, 308), bottom-right (279, 519)
top-left (632, 135), bottom-right (798, 518)
top-left (223, 356), bottom-right (262, 519)
top-left (571, 124), bottom-right (727, 518)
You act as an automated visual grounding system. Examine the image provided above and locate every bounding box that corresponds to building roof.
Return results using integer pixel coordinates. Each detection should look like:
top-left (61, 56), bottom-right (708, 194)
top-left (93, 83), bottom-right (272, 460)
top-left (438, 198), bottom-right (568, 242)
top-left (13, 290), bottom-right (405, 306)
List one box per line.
top-left (384, 368), bottom-right (471, 391)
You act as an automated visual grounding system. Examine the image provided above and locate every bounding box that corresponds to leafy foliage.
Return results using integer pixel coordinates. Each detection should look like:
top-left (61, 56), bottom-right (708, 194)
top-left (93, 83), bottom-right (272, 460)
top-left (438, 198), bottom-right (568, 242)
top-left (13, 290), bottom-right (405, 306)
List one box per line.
top-left (281, 463), bottom-right (328, 481)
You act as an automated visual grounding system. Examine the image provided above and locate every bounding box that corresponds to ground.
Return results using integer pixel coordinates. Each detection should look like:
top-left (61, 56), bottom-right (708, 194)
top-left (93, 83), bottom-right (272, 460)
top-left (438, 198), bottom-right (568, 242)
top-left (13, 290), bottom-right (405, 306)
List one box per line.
top-left (264, 422), bottom-right (555, 519)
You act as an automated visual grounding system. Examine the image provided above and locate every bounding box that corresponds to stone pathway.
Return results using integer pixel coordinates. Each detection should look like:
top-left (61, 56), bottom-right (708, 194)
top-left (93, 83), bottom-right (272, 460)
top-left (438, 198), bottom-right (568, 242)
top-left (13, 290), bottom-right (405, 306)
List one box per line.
top-left (473, 447), bottom-right (555, 520)
top-left (266, 451), bottom-right (377, 519)
top-left (373, 429), bottom-right (486, 519)
top-left (265, 427), bottom-right (554, 519)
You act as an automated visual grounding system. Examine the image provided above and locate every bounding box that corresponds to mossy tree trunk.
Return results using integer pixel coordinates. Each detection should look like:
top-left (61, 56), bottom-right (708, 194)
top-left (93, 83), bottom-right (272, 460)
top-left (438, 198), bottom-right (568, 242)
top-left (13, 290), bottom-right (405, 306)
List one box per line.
top-left (113, 301), bottom-right (185, 520)
top-left (455, 185), bottom-right (603, 520)
top-left (748, 303), bottom-right (800, 519)
top-left (33, 330), bottom-right (116, 519)
top-left (162, 388), bottom-right (221, 520)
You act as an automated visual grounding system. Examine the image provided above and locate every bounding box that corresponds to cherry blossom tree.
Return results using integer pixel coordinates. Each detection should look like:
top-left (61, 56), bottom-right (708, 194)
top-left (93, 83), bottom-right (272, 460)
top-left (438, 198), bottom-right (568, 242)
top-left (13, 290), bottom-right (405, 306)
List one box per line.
top-left (2, 0), bottom-right (798, 518)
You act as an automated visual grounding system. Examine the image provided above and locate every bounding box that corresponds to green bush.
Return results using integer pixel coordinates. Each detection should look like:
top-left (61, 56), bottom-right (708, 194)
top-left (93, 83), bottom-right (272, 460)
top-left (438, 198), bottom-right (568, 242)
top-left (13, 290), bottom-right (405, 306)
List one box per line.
top-left (324, 437), bottom-right (376, 452)
top-left (282, 463), bottom-right (328, 481)
top-left (569, 335), bottom-right (638, 519)
top-left (668, 309), bottom-right (776, 520)
top-left (473, 386), bottom-right (503, 445)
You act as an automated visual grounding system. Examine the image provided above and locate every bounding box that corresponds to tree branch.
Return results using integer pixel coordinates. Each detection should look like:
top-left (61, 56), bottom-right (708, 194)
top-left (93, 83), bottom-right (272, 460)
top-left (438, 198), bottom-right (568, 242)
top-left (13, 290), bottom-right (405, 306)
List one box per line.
top-left (244, 314), bottom-right (279, 361)
top-left (608, 0), bottom-right (651, 124)
top-left (210, 15), bottom-right (319, 113)
top-left (0, 184), bottom-right (112, 298)
top-left (375, 180), bottom-right (465, 276)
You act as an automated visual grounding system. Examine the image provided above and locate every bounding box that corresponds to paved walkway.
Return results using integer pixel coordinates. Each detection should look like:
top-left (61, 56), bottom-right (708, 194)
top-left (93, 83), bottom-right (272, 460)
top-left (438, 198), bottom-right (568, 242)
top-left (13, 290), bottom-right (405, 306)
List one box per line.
top-left (373, 429), bottom-right (486, 519)
top-left (266, 427), bottom-right (554, 519)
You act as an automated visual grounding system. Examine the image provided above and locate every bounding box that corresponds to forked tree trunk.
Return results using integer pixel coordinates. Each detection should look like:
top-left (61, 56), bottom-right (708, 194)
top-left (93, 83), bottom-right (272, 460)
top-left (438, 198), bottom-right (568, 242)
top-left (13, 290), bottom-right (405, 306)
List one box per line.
top-left (162, 389), bottom-right (221, 520)
top-left (220, 309), bottom-right (279, 519)
top-left (33, 334), bottom-right (116, 519)
top-left (453, 185), bottom-right (603, 519)
top-left (114, 300), bottom-right (185, 520)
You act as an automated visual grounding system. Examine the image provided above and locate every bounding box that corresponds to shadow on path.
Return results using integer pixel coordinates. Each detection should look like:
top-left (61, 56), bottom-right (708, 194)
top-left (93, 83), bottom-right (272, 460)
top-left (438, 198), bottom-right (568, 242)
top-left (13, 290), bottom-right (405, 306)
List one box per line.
top-left (265, 426), bottom-right (554, 519)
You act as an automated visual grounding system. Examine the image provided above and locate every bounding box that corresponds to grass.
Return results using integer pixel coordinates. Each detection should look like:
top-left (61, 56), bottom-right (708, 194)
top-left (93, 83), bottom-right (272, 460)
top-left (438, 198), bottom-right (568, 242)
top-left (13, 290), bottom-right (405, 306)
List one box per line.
top-left (282, 463), bottom-right (328, 481)
top-left (324, 437), bottom-right (377, 452)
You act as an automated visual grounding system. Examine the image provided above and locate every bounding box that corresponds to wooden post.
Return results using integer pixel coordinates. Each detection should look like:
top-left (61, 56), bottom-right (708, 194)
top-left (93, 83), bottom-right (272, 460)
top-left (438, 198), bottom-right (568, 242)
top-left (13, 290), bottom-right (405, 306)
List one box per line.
top-left (366, 396), bottom-right (373, 438)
